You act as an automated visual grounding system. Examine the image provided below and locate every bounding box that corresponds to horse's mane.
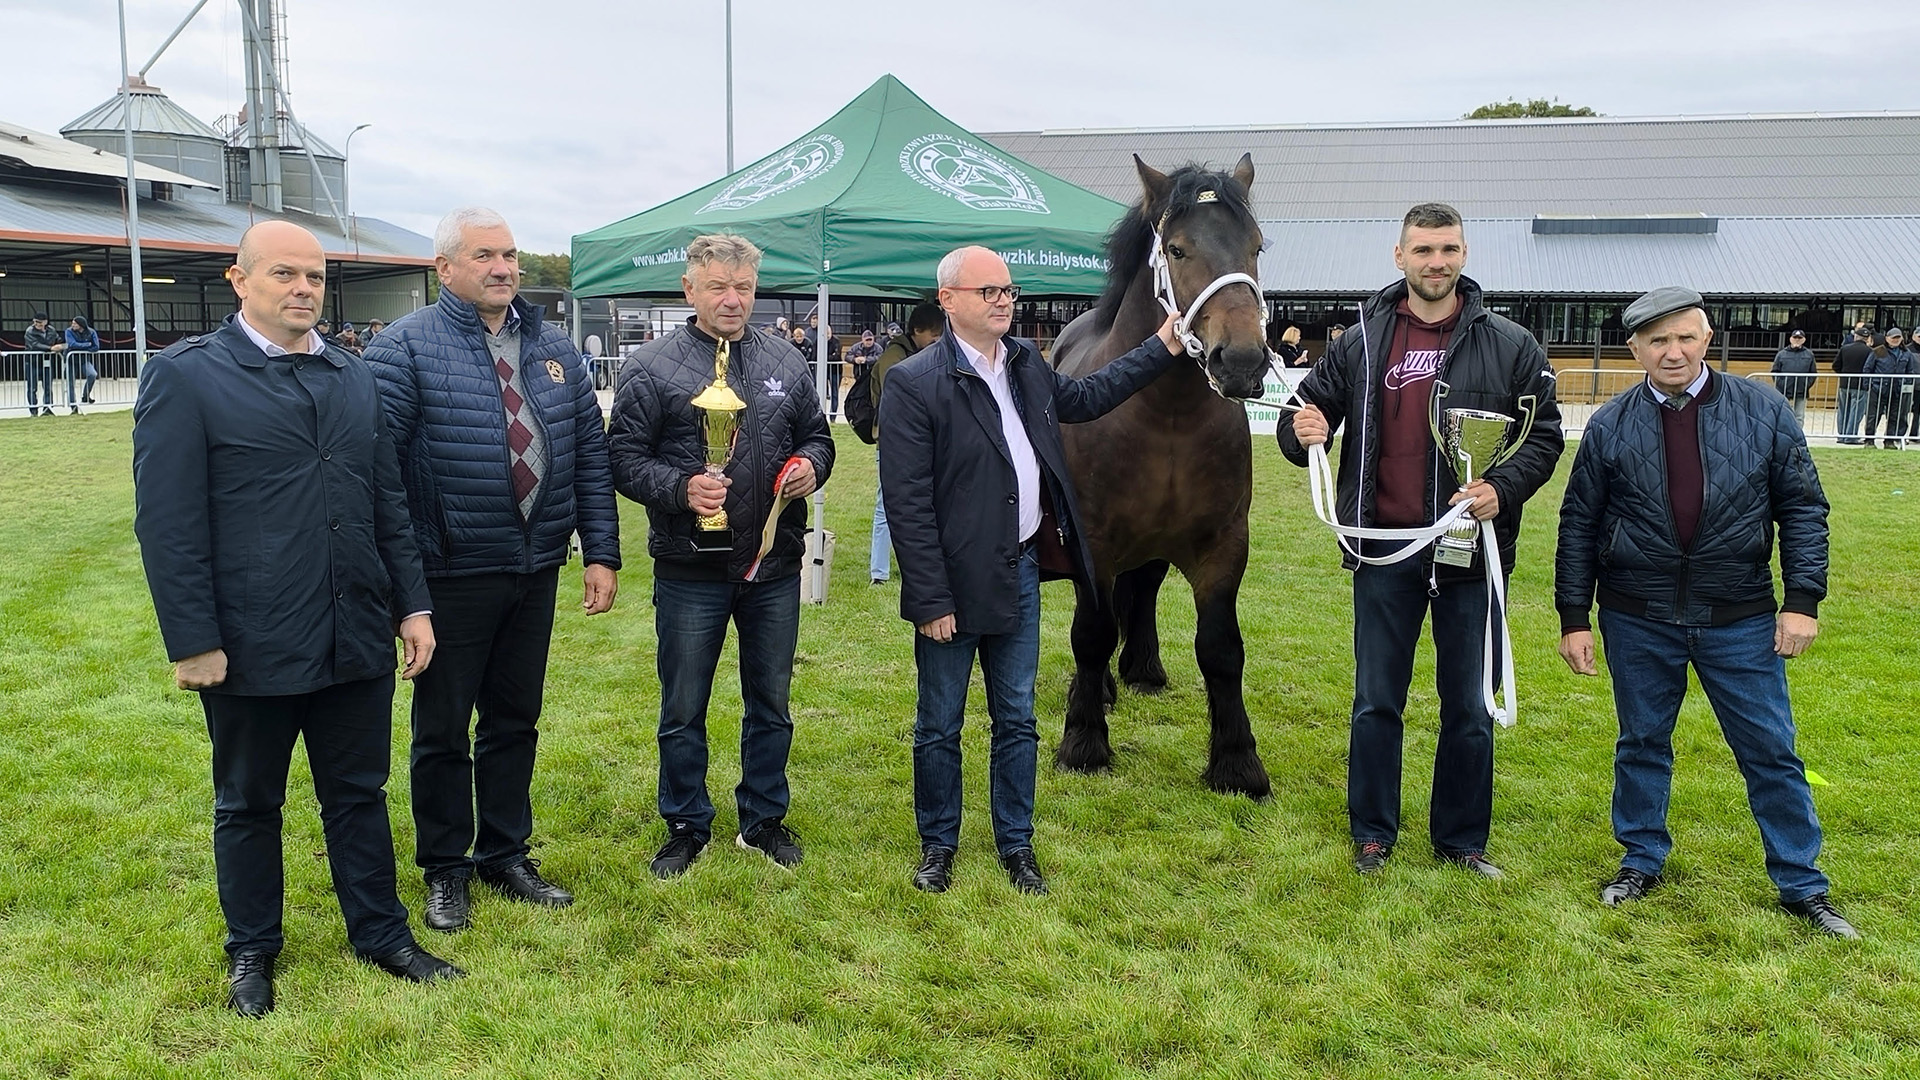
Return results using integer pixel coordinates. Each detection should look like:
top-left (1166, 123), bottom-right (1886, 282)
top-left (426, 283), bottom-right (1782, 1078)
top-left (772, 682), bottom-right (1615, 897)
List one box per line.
top-left (1091, 163), bottom-right (1257, 326)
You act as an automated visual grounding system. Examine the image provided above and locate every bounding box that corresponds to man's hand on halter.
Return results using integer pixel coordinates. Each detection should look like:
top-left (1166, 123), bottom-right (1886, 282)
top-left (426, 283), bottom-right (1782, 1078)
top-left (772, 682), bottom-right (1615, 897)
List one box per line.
top-left (1154, 311), bottom-right (1187, 356)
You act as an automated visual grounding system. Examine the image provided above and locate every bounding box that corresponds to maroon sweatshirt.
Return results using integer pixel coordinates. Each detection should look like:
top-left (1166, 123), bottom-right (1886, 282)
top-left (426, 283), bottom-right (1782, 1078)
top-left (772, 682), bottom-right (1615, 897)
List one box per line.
top-left (1374, 298), bottom-right (1459, 526)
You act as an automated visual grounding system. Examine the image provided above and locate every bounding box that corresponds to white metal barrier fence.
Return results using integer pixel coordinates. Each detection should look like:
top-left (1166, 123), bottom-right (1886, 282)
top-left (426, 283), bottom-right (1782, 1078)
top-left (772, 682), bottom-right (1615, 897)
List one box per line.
top-left (3, 350), bottom-right (142, 416)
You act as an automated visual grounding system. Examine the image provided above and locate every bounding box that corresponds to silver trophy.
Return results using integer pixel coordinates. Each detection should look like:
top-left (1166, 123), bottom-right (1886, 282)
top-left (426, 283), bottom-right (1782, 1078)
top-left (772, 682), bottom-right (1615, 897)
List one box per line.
top-left (1427, 385), bottom-right (1536, 568)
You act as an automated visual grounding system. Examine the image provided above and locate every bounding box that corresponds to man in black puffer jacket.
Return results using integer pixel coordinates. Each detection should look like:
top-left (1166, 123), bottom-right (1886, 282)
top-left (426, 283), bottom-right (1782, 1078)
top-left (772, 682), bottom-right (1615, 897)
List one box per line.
top-left (1555, 286), bottom-right (1855, 939)
top-left (607, 233), bottom-right (834, 879)
top-left (1275, 203), bottom-right (1563, 881)
top-left (368, 207), bottom-right (621, 929)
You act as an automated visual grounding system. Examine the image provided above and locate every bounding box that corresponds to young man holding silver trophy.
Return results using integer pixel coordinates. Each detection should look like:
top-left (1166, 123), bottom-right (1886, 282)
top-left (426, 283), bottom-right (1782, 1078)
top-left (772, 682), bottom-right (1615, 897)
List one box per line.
top-left (1274, 203), bottom-right (1564, 880)
top-left (606, 234), bottom-right (835, 879)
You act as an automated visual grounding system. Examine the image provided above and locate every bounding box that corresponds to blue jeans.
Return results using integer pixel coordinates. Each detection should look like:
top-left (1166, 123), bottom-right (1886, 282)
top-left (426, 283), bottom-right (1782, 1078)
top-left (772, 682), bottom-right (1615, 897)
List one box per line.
top-left (1349, 557), bottom-right (1496, 856)
top-left (869, 448), bottom-right (891, 582)
top-left (912, 549), bottom-right (1040, 854)
top-left (1597, 608), bottom-right (1828, 902)
top-left (1836, 386), bottom-right (1867, 442)
top-left (23, 355), bottom-right (53, 411)
top-left (65, 352), bottom-right (98, 405)
top-left (653, 574), bottom-right (801, 839)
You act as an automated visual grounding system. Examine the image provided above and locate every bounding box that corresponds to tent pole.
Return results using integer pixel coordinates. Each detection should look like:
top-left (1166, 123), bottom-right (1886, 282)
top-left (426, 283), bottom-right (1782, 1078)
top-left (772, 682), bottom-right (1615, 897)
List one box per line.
top-left (808, 281), bottom-right (829, 604)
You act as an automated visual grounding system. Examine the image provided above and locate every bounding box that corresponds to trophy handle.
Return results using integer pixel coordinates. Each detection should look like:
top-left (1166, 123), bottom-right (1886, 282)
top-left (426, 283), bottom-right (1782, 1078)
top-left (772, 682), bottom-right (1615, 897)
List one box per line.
top-left (1490, 394), bottom-right (1538, 470)
top-left (1427, 380), bottom-right (1453, 453)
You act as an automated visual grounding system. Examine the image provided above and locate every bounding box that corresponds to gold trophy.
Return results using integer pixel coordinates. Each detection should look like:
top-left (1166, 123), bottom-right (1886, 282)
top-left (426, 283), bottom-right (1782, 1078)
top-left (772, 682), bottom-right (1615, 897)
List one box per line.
top-left (1427, 384), bottom-right (1536, 568)
top-left (690, 337), bottom-right (747, 553)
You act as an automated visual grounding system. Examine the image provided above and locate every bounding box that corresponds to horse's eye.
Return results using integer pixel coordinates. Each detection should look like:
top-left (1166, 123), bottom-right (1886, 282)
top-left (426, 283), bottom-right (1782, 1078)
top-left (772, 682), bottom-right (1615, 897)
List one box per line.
top-left (1167, 244), bottom-right (1185, 260)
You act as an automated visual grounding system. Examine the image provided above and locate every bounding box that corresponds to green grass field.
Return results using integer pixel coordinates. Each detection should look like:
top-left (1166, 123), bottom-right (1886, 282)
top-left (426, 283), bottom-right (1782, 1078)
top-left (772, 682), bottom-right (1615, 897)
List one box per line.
top-left (2, 413), bottom-right (1917, 1079)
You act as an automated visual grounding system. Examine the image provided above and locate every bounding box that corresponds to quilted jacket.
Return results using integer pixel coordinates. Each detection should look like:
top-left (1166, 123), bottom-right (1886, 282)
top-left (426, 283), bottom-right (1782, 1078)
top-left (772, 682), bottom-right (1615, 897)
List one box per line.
top-left (365, 291), bottom-right (621, 578)
top-left (1555, 368), bottom-right (1828, 630)
top-left (607, 321), bottom-right (834, 581)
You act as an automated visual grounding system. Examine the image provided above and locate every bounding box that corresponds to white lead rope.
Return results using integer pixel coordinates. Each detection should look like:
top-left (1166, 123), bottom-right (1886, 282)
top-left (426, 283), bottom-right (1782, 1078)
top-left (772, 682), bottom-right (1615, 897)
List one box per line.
top-left (1261, 393), bottom-right (1518, 727)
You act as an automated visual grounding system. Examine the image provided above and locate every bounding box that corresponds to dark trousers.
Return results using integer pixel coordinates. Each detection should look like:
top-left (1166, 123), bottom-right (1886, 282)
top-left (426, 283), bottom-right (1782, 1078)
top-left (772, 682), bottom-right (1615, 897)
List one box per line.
top-left (409, 567), bottom-right (558, 880)
top-left (202, 674), bottom-right (414, 958)
top-left (1349, 558), bottom-right (1497, 856)
top-left (911, 549), bottom-right (1041, 854)
top-left (653, 574), bottom-right (801, 839)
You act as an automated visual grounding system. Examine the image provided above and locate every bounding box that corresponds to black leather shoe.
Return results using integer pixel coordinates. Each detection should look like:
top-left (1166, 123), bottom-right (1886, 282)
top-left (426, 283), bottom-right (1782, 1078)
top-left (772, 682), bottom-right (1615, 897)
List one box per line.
top-left (912, 846), bottom-right (955, 893)
top-left (424, 873), bottom-right (472, 931)
top-left (226, 951), bottom-right (276, 1018)
top-left (1782, 893), bottom-right (1861, 939)
top-left (479, 858), bottom-right (574, 907)
top-left (1353, 841), bottom-right (1393, 875)
top-left (1600, 867), bottom-right (1662, 907)
top-left (650, 824), bottom-right (708, 879)
top-left (1442, 851), bottom-right (1505, 879)
top-left (361, 944), bottom-right (466, 983)
top-left (1000, 846), bottom-right (1048, 895)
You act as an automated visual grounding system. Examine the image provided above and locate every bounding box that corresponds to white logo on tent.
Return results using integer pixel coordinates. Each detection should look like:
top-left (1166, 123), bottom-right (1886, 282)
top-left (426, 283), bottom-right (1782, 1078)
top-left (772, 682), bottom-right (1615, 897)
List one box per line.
top-left (899, 134), bottom-right (1050, 215)
top-left (698, 135), bottom-right (846, 214)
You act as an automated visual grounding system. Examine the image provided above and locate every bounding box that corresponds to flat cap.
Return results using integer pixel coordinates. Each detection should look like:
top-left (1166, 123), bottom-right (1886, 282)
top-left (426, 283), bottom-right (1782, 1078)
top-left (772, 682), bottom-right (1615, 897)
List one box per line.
top-left (1621, 286), bottom-right (1706, 336)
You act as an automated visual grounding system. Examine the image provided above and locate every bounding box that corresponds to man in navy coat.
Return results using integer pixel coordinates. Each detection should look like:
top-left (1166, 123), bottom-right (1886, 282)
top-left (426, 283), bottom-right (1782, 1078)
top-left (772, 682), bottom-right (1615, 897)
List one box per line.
top-left (879, 246), bottom-right (1184, 896)
top-left (133, 221), bottom-right (464, 1018)
top-left (366, 207), bottom-right (620, 929)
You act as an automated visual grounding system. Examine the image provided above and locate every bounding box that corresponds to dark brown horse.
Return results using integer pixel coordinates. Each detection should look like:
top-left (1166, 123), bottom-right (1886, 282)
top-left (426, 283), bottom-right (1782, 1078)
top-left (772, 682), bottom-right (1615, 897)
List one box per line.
top-left (1050, 155), bottom-right (1273, 797)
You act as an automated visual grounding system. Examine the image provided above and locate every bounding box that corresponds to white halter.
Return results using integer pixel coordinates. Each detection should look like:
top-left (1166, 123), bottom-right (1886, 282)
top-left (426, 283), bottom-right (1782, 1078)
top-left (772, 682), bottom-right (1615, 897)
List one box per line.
top-left (1146, 203), bottom-right (1267, 390)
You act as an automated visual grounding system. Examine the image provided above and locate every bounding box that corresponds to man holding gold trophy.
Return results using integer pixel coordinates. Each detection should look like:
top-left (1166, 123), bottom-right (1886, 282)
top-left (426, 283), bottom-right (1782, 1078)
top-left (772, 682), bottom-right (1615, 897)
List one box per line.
top-left (607, 234), bottom-right (835, 879)
top-left (1275, 203), bottom-right (1564, 879)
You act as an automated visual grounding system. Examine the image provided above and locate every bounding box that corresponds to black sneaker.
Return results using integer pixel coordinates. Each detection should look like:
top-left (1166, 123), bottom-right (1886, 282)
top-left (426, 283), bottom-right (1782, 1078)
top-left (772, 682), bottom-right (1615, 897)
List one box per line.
top-left (1441, 851), bottom-right (1504, 879)
top-left (650, 824), bottom-right (708, 879)
top-left (1781, 893), bottom-right (1861, 939)
top-left (1353, 841), bottom-right (1393, 875)
top-left (736, 821), bottom-right (803, 869)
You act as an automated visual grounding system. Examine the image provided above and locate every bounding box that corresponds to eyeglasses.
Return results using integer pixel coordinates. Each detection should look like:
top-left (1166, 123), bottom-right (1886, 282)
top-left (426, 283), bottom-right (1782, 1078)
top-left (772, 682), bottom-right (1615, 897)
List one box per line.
top-left (952, 284), bottom-right (1021, 303)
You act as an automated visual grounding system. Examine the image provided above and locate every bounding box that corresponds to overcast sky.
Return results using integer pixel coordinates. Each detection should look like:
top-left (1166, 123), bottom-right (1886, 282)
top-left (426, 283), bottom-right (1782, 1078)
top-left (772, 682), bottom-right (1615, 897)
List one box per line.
top-left (7, 0), bottom-right (1918, 253)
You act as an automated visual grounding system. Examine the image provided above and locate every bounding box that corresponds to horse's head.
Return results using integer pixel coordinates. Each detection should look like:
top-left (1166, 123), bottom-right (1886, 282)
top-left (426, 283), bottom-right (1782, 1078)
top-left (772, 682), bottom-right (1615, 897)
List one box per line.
top-left (1134, 154), bottom-right (1269, 400)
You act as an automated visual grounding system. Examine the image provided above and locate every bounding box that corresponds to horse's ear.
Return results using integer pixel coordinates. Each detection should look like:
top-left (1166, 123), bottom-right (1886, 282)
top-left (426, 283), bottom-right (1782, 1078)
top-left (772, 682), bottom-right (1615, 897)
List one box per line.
top-left (1231, 152), bottom-right (1255, 193)
top-left (1133, 155), bottom-right (1172, 212)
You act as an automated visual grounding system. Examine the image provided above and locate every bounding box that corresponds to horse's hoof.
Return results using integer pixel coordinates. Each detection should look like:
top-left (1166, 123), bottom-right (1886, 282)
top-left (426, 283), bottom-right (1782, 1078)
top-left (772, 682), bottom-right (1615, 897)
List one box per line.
top-left (1124, 674), bottom-right (1168, 696)
top-left (1202, 752), bottom-right (1271, 800)
top-left (1055, 730), bottom-right (1113, 774)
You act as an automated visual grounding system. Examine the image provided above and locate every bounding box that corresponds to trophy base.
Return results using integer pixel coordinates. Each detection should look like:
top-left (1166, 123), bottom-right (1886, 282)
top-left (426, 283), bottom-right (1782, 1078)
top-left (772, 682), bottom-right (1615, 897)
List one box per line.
top-left (693, 521), bottom-right (732, 554)
top-left (1433, 535), bottom-right (1478, 568)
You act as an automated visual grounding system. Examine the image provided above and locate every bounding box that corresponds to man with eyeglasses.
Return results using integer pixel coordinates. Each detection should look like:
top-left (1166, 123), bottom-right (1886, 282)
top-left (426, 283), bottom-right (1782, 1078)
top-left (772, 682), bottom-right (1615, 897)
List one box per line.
top-left (878, 246), bottom-right (1184, 896)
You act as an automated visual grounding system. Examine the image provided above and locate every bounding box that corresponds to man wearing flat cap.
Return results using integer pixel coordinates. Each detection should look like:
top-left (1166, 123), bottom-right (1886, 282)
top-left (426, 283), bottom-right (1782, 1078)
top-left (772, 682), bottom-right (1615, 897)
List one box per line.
top-left (1863, 327), bottom-right (1916, 449)
top-left (1769, 329), bottom-right (1816, 428)
top-left (1554, 286), bottom-right (1857, 938)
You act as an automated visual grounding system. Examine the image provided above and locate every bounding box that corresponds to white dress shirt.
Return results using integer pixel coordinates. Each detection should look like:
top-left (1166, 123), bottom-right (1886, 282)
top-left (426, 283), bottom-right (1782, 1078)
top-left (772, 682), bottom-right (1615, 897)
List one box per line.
top-left (1645, 364), bottom-right (1711, 407)
top-left (235, 313), bottom-right (325, 357)
top-left (955, 335), bottom-right (1041, 544)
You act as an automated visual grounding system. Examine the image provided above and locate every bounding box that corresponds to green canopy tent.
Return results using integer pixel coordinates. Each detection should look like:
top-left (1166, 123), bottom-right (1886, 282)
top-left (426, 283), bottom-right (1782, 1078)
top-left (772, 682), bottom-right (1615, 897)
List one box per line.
top-left (572, 74), bottom-right (1128, 602)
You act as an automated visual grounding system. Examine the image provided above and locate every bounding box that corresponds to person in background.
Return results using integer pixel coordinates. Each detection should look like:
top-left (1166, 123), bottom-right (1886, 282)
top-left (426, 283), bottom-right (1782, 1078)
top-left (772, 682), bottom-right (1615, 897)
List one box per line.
top-left (1273, 324), bottom-right (1311, 368)
top-left (364, 318), bottom-right (386, 342)
top-left (22, 311), bottom-right (62, 416)
top-left (868, 303), bottom-right (945, 585)
top-left (1832, 326), bottom-right (1872, 444)
top-left (1769, 328), bottom-right (1817, 428)
top-left (64, 316), bottom-right (101, 411)
top-left (1863, 328), bottom-right (1915, 449)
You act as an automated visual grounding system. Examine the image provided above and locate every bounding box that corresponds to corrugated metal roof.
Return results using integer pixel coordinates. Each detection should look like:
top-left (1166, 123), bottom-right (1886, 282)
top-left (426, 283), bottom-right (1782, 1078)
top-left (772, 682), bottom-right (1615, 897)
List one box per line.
top-left (61, 80), bottom-right (223, 142)
top-left (982, 113), bottom-right (1920, 219)
top-left (1256, 216), bottom-right (1920, 296)
top-left (0, 118), bottom-right (213, 188)
top-left (0, 179), bottom-right (431, 264)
